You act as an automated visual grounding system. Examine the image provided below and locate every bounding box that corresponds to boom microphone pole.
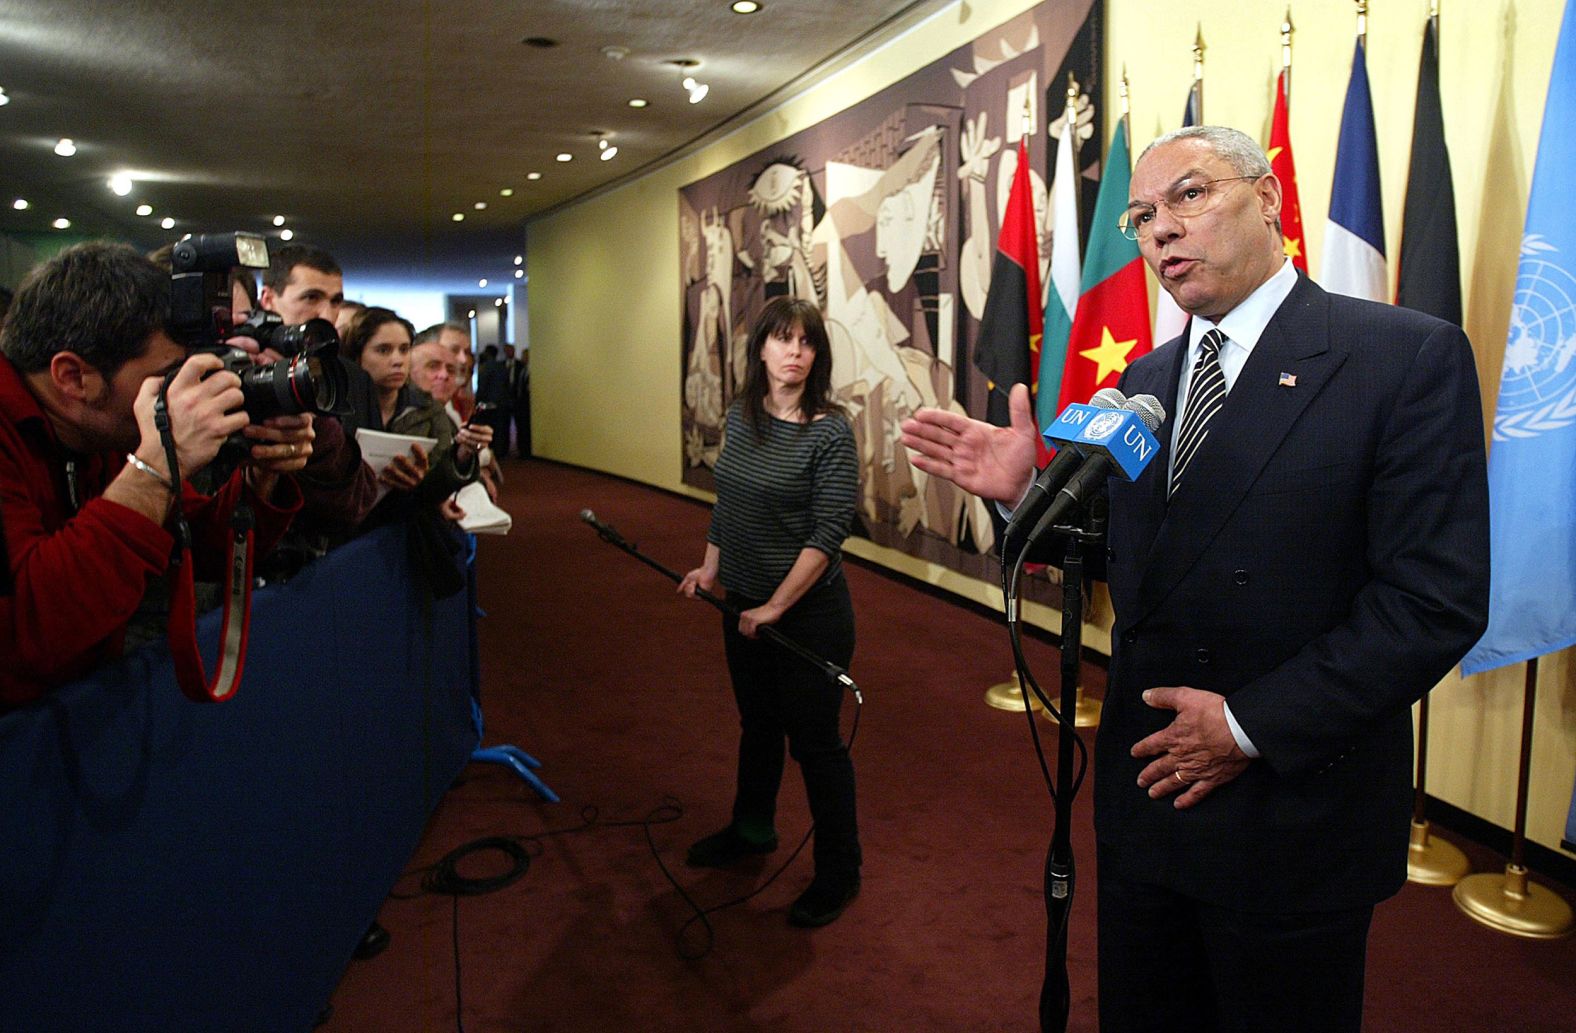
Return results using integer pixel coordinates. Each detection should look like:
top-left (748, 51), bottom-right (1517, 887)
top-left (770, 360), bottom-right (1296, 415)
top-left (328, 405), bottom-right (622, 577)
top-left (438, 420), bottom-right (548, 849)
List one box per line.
top-left (580, 509), bottom-right (862, 702)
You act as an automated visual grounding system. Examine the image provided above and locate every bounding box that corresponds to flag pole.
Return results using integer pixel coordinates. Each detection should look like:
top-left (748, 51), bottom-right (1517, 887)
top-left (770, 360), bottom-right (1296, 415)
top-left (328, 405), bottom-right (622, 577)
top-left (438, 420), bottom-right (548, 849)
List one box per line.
top-left (1356, 0), bottom-right (1368, 43)
top-left (1281, 7), bottom-right (1294, 107)
top-left (1403, 1), bottom-right (1472, 887)
top-left (983, 90), bottom-right (1046, 717)
top-left (1192, 24), bottom-right (1206, 121)
top-left (1452, 657), bottom-right (1575, 937)
top-left (1119, 64), bottom-right (1131, 153)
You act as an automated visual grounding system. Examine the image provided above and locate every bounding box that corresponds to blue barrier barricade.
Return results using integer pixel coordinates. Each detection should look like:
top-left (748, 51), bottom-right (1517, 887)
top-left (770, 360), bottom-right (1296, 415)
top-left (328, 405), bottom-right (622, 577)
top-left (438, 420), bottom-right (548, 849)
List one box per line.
top-left (0, 521), bottom-right (477, 1032)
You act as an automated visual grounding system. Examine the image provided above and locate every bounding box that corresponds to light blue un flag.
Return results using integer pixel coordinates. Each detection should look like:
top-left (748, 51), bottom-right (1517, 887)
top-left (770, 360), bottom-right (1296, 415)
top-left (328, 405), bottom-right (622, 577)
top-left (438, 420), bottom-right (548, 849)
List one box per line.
top-left (1461, 0), bottom-right (1576, 676)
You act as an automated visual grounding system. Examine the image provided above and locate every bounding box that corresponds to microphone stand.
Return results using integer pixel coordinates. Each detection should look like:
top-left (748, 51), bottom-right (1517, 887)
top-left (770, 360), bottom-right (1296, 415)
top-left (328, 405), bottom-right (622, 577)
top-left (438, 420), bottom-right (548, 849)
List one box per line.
top-left (581, 510), bottom-right (861, 702)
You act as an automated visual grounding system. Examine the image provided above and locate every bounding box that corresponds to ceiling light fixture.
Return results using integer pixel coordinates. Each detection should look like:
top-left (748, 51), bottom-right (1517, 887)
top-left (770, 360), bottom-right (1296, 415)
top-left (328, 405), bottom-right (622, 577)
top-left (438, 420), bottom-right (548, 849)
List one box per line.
top-left (474, 201), bottom-right (487, 210)
top-left (514, 269), bottom-right (524, 279)
top-left (279, 228), bottom-right (294, 241)
top-left (135, 204), bottom-right (152, 216)
top-left (600, 45), bottom-right (628, 61)
top-left (452, 212), bottom-right (465, 221)
top-left (160, 217), bottom-right (175, 229)
top-left (467, 309), bottom-right (476, 318)
top-left (108, 174), bottom-right (133, 196)
top-left (500, 188), bottom-right (514, 197)
top-left (494, 298), bottom-right (504, 307)
top-left (628, 98), bottom-right (648, 108)
top-left (0, 87), bottom-right (10, 106)
top-left (683, 76), bottom-right (709, 104)
top-left (556, 152), bottom-right (572, 162)
top-left (732, 1), bottom-right (762, 12)
top-left (514, 255), bottom-right (523, 265)
top-left (478, 278), bottom-right (488, 288)
top-left (52, 217), bottom-right (71, 229)
top-left (527, 172), bottom-right (542, 181)
top-left (273, 215), bottom-right (285, 226)
top-left (54, 138), bottom-right (76, 157)
top-left (12, 198), bottom-right (28, 211)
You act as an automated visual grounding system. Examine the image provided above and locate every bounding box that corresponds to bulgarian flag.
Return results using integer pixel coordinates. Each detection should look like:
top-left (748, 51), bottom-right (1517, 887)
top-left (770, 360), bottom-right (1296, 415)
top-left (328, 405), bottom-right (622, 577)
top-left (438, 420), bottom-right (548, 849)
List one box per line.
top-left (973, 134), bottom-right (1050, 462)
top-left (1056, 122), bottom-right (1152, 411)
top-left (1268, 69), bottom-right (1309, 272)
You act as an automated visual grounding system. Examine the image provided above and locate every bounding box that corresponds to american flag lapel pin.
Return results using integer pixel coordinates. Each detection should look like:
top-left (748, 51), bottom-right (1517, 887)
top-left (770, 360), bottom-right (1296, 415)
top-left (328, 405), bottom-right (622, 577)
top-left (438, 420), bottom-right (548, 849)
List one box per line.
top-left (1278, 372), bottom-right (1298, 388)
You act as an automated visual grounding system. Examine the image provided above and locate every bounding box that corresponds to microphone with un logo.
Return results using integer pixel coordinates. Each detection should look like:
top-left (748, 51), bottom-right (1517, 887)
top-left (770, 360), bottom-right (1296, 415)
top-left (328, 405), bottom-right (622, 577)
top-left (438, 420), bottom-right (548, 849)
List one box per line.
top-left (1022, 394), bottom-right (1166, 545)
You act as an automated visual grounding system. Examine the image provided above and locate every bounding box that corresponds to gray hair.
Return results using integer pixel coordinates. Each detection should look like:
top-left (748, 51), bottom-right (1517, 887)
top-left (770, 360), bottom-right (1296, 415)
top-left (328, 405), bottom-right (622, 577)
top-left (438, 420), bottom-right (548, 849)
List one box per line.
top-left (1137, 126), bottom-right (1272, 179)
top-left (413, 320), bottom-right (468, 347)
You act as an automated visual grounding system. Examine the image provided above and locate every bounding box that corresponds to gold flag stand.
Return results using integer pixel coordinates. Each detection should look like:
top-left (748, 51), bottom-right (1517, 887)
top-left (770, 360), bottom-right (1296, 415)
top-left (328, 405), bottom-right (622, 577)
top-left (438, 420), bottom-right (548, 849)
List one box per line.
top-left (1452, 658), bottom-right (1575, 938)
top-left (1407, 692), bottom-right (1469, 885)
top-left (984, 672), bottom-right (1042, 713)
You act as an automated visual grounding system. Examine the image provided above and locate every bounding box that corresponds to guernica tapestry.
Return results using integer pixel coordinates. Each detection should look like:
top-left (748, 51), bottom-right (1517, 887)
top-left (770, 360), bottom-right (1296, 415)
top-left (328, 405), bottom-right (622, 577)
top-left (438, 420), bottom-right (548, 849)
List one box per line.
top-left (680, 0), bottom-right (1102, 585)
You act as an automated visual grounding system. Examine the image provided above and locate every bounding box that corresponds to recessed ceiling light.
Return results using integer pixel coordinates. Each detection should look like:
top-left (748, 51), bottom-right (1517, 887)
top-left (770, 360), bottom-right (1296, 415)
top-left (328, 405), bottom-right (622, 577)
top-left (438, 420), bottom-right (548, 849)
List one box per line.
top-left (0, 87), bottom-right (10, 106)
top-left (452, 212), bottom-right (465, 222)
top-left (514, 255), bottom-right (523, 265)
top-left (135, 204), bottom-right (153, 216)
top-left (474, 201), bottom-right (487, 210)
top-left (600, 45), bottom-right (628, 61)
top-left (52, 217), bottom-right (70, 229)
top-left (273, 215), bottom-right (285, 226)
top-left (12, 198), bottom-right (28, 211)
top-left (54, 138), bottom-right (76, 157)
top-left (600, 146), bottom-right (618, 161)
top-left (279, 229), bottom-right (294, 241)
top-left (108, 174), bottom-right (132, 196)
top-left (494, 298), bottom-right (504, 307)
top-left (514, 269), bottom-right (524, 279)
top-left (160, 217), bottom-right (175, 229)
top-left (500, 188), bottom-right (514, 197)
top-left (527, 172), bottom-right (542, 181)
top-left (478, 278), bottom-right (488, 288)
top-left (467, 309), bottom-right (476, 318)
top-left (732, 0), bottom-right (762, 12)
top-left (628, 98), bottom-right (648, 108)
top-left (556, 153), bottom-right (572, 162)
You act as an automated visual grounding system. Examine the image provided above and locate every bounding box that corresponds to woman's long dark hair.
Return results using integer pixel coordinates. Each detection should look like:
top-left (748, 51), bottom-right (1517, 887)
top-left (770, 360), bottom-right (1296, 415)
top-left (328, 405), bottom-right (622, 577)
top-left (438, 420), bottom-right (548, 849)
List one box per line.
top-left (739, 296), bottom-right (843, 438)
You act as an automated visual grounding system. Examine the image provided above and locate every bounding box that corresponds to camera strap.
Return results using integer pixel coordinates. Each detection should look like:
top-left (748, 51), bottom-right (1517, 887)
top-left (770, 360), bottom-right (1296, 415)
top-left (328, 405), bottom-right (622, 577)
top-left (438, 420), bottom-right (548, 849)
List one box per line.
top-left (154, 382), bottom-right (256, 703)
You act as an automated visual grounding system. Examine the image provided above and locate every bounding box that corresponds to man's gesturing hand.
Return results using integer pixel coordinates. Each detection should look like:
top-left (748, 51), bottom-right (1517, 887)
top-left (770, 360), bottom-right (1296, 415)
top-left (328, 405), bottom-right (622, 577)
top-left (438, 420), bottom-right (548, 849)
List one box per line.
top-left (898, 382), bottom-right (1037, 504)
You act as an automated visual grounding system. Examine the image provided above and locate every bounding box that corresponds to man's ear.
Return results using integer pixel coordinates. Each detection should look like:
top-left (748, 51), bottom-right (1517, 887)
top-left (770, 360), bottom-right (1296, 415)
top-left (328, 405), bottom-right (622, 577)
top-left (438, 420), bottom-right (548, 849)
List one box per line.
top-left (49, 351), bottom-right (105, 403)
top-left (258, 284), bottom-right (278, 312)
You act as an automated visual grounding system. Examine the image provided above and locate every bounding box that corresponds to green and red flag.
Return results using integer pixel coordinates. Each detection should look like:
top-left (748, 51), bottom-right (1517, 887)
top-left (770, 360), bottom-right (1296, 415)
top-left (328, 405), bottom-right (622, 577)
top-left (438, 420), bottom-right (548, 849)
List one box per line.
top-left (1056, 122), bottom-right (1152, 410)
top-left (973, 135), bottom-right (1050, 462)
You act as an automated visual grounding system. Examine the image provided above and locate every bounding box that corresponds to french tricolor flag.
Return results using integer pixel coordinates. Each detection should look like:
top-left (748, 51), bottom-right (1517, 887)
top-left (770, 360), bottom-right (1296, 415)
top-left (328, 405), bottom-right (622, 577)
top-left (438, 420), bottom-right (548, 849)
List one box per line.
top-left (1321, 38), bottom-right (1388, 302)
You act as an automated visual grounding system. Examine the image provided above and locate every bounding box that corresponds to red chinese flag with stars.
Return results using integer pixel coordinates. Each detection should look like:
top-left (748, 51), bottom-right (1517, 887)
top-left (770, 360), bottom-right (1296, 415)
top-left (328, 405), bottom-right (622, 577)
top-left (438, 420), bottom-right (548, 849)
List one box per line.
top-left (1269, 69), bottom-right (1309, 272)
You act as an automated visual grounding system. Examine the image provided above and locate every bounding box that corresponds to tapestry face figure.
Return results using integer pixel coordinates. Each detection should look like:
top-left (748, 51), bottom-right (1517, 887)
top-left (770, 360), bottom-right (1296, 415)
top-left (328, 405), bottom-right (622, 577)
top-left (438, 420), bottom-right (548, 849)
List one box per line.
top-left (678, 296), bottom-right (863, 928)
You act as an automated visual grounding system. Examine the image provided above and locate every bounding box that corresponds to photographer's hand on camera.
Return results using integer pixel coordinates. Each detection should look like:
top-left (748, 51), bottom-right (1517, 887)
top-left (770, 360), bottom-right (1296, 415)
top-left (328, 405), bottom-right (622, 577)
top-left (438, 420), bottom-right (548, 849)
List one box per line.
top-left (242, 414), bottom-right (315, 500)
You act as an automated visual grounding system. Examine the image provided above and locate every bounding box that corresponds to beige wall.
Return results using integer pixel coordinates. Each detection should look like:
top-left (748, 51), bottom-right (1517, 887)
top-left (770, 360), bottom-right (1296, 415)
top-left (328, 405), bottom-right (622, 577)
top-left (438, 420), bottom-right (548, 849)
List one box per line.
top-left (529, 0), bottom-right (1576, 861)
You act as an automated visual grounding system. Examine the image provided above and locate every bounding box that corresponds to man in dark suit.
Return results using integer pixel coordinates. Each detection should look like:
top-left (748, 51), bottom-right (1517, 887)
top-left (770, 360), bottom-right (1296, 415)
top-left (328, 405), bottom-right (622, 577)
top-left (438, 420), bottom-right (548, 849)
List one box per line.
top-left (474, 344), bottom-right (514, 454)
top-left (900, 126), bottom-right (1490, 1032)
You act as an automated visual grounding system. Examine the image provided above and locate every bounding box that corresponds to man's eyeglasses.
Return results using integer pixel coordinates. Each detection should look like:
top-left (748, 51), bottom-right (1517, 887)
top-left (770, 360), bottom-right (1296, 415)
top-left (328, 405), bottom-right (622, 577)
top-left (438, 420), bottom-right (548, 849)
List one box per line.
top-left (1117, 176), bottom-right (1261, 240)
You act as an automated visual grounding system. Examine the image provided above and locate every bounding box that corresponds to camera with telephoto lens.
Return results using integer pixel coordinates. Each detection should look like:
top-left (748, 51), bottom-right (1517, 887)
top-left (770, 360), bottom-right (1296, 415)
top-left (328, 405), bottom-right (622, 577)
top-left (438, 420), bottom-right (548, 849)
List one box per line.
top-left (168, 232), bottom-right (348, 420)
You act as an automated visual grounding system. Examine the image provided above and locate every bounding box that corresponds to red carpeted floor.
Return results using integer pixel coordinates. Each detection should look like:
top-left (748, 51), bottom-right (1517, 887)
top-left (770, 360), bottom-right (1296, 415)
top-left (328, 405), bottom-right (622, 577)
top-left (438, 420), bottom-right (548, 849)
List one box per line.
top-left (322, 459), bottom-right (1576, 1033)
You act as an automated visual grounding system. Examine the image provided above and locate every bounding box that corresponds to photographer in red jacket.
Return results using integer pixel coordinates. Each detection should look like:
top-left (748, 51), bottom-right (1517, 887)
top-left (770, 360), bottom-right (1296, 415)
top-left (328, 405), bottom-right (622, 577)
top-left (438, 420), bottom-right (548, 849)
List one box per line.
top-left (0, 242), bottom-right (310, 708)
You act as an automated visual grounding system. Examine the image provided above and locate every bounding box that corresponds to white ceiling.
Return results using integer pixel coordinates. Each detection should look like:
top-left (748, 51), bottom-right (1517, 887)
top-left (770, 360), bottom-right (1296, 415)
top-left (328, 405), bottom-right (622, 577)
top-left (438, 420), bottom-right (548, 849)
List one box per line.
top-left (0, 0), bottom-right (949, 288)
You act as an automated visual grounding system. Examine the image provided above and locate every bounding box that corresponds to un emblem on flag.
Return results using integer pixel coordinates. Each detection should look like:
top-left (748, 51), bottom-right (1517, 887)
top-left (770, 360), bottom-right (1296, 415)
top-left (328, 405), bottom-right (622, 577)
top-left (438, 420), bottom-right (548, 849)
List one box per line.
top-left (1497, 246), bottom-right (1576, 441)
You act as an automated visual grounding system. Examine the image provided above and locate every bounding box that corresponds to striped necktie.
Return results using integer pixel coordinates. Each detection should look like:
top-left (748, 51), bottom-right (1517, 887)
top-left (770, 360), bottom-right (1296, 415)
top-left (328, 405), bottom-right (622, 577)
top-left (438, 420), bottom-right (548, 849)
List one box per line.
top-left (1170, 328), bottom-right (1227, 496)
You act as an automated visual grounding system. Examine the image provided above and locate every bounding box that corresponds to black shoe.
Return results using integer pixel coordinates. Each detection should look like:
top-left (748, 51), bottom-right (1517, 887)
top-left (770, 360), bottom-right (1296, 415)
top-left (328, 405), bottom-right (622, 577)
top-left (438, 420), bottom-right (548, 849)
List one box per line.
top-left (788, 874), bottom-right (860, 927)
top-left (352, 920), bottom-right (390, 960)
top-left (685, 825), bottom-right (778, 868)
top-left (313, 1004), bottom-right (333, 1028)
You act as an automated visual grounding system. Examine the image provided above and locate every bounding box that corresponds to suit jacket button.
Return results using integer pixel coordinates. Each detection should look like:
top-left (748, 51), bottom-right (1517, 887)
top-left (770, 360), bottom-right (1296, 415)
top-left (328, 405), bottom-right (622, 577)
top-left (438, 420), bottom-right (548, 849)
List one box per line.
top-left (1122, 629), bottom-right (1138, 645)
top-left (1195, 648), bottom-right (1211, 664)
top-left (1107, 546), bottom-right (1116, 561)
top-left (1233, 569), bottom-right (1249, 585)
